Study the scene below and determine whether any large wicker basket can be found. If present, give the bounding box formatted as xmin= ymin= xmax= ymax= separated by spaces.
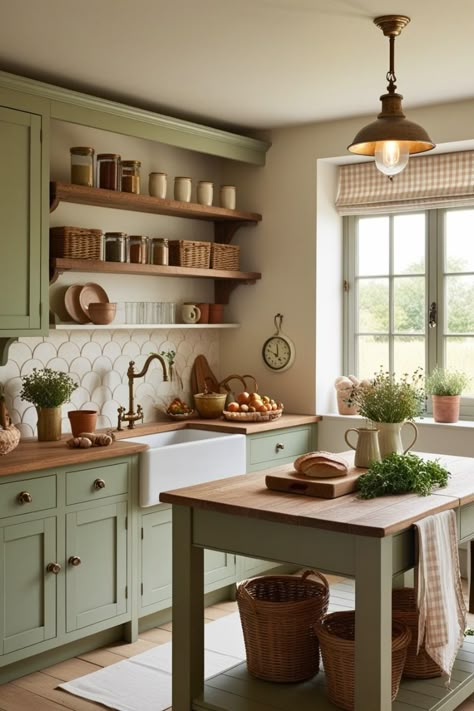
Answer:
xmin=50 ymin=226 xmax=104 ymax=260
xmin=168 ymin=240 xmax=211 ymax=268
xmin=392 ymin=587 xmax=443 ymax=678
xmin=314 ymin=611 xmax=411 ymax=710
xmin=237 ymin=570 xmax=329 ymax=682
xmin=210 ymin=243 xmax=240 ymax=271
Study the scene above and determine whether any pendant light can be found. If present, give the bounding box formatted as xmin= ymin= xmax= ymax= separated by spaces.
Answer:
xmin=348 ymin=15 xmax=435 ymax=177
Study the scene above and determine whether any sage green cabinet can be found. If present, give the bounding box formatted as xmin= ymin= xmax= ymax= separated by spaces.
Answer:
xmin=0 ymin=88 xmax=49 ymax=348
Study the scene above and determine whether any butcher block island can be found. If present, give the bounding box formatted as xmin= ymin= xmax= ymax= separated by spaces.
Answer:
xmin=160 ymin=453 xmax=474 ymax=711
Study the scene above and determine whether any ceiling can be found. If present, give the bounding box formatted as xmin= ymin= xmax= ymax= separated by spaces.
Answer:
xmin=1 ymin=0 xmax=473 ymax=134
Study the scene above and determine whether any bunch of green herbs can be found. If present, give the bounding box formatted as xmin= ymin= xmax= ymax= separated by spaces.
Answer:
xmin=425 ymin=366 xmax=470 ymax=396
xmin=357 ymin=453 xmax=449 ymax=499
xmin=20 ymin=368 xmax=78 ymax=408
xmin=347 ymin=367 xmax=425 ymax=423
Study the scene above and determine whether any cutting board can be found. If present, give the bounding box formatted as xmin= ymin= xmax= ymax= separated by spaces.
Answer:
xmin=190 ymin=355 xmax=220 ymax=394
xmin=265 ymin=465 xmax=366 ymax=499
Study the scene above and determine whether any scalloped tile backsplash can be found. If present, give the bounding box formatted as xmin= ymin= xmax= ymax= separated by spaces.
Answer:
xmin=0 ymin=329 xmax=219 ymax=438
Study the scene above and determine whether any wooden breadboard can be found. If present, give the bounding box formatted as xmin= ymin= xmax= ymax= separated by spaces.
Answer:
xmin=265 ymin=466 xmax=366 ymax=499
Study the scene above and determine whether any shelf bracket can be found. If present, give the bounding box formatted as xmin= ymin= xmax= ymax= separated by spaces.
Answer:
xmin=0 ymin=338 xmax=17 ymax=366
xmin=214 ymin=221 xmax=249 ymax=244
xmin=215 ymin=278 xmax=257 ymax=304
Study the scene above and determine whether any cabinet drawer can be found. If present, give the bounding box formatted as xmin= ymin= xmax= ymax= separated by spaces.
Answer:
xmin=248 ymin=426 xmax=312 ymax=467
xmin=0 ymin=475 xmax=56 ymax=518
xmin=66 ymin=461 xmax=128 ymax=505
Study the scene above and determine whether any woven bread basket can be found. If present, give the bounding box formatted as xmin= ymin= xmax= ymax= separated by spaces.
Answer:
xmin=392 ymin=587 xmax=443 ymax=678
xmin=237 ymin=570 xmax=329 ymax=682
xmin=314 ymin=611 xmax=411 ymax=710
xmin=50 ymin=226 xmax=104 ymax=260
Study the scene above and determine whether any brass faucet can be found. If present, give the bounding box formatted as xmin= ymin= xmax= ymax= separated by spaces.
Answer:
xmin=117 ymin=354 xmax=169 ymax=430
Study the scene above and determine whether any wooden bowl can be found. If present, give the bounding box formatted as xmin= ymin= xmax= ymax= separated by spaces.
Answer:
xmin=88 ymin=302 xmax=117 ymax=325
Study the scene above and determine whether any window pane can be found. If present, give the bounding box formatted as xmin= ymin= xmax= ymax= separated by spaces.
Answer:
xmin=358 ymin=217 xmax=389 ymax=276
xmin=394 ymin=277 xmax=425 ymax=333
xmin=446 ymin=275 xmax=474 ymax=333
xmin=393 ymin=337 xmax=425 ymax=376
xmin=358 ymin=278 xmax=389 ymax=331
xmin=445 ymin=337 xmax=474 ymax=395
xmin=393 ymin=214 xmax=425 ymax=274
xmin=357 ymin=336 xmax=388 ymax=378
xmin=445 ymin=210 xmax=474 ymax=272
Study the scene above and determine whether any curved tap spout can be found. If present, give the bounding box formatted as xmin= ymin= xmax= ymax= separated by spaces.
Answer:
xmin=117 ymin=354 xmax=169 ymax=430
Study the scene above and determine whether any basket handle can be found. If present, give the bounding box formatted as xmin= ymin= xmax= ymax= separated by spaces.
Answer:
xmin=242 ymin=374 xmax=258 ymax=393
xmin=218 ymin=374 xmax=247 ymax=393
xmin=238 ymin=579 xmax=259 ymax=613
xmin=301 ymin=569 xmax=330 ymax=592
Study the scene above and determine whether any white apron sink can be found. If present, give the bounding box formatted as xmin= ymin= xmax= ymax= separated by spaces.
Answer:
xmin=124 ymin=429 xmax=246 ymax=507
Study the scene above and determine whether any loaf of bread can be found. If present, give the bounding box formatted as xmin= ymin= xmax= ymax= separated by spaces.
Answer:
xmin=294 ymin=451 xmax=349 ymax=479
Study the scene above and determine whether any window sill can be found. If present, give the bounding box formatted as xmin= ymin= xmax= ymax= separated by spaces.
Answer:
xmin=321 ymin=413 xmax=474 ymax=431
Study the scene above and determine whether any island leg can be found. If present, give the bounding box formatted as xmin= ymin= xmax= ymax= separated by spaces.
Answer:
xmin=172 ymin=504 xmax=204 ymax=711
xmin=355 ymin=535 xmax=393 ymax=711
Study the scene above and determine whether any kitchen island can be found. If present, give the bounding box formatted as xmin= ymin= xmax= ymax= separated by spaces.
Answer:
xmin=160 ymin=452 xmax=474 ymax=711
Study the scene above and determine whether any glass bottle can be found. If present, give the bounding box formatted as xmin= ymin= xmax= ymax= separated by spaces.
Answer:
xmin=96 ymin=153 xmax=121 ymax=190
xmin=70 ymin=147 xmax=94 ymax=187
xmin=149 ymin=237 xmax=169 ymax=265
xmin=128 ymin=235 xmax=148 ymax=264
xmin=104 ymin=232 xmax=128 ymax=262
xmin=121 ymin=160 xmax=141 ymax=194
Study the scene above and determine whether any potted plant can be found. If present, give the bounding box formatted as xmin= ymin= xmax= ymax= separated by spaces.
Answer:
xmin=20 ymin=368 xmax=78 ymax=441
xmin=425 ymin=367 xmax=470 ymax=423
xmin=347 ymin=368 xmax=425 ymax=458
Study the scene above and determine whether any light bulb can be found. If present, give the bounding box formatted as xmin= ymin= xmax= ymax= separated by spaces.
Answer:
xmin=374 ymin=141 xmax=409 ymax=176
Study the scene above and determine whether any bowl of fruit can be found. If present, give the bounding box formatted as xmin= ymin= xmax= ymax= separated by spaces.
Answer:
xmin=163 ymin=398 xmax=197 ymax=420
xmin=223 ymin=391 xmax=283 ymax=422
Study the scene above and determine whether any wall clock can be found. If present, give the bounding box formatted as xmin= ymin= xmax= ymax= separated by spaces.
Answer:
xmin=262 ymin=313 xmax=296 ymax=372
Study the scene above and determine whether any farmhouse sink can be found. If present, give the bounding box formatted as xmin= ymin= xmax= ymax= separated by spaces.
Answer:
xmin=124 ymin=429 xmax=246 ymax=507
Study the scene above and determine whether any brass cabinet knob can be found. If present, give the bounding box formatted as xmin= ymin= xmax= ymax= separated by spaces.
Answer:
xmin=17 ymin=491 xmax=33 ymax=504
xmin=46 ymin=562 xmax=61 ymax=574
xmin=93 ymin=478 xmax=106 ymax=490
xmin=68 ymin=555 xmax=82 ymax=566
xmin=275 ymin=442 xmax=285 ymax=451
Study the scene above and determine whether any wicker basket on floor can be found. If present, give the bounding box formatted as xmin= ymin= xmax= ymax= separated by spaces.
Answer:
xmin=392 ymin=587 xmax=443 ymax=678
xmin=50 ymin=226 xmax=104 ymax=260
xmin=236 ymin=570 xmax=329 ymax=682
xmin=314 ymin=611 xmax=411 ymax=711
xmin=210 ymin=243 xmax=240 ymax=271
xmin=168 ymin=240 xmax=211 ymax=268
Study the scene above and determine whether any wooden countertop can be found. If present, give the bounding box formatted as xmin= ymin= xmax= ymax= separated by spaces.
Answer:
xmin=0 ymin=413 xmax=319 ymax=476
xmin=160 ymin=453 xmax=474 ymax=538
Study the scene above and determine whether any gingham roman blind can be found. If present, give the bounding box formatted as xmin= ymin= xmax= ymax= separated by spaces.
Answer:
xmin=335 ymin=150 xmax=474 ymax=215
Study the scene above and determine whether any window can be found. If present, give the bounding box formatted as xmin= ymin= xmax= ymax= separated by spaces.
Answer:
xmin=344 ymin=207 xmax=474 ymax=415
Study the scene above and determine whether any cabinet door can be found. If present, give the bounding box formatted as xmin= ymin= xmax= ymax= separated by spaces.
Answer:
xmin=66 ymin=502 xmax=127 ymax=632
xmin=0 ymin=517 xmax=56 ymax=654
xmin=204 ymin=550 xmax=236 ymax=589
xmin=0 ymin=101 xmax=46 ymax=336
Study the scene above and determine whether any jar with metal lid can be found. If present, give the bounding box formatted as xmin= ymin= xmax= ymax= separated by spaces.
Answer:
xmin=121 ymin=160 xmax=141 ymax=194
xmin=97 ymin=153 xmax=121 ymax=190
xmin=70 ymin=147 xmax=94 ymax=187
xmin=149 ymin=237 xmax=169 ymax=266
xmin=105 ymin=232 xmax=128 ymax=262
xmin=128 ymin=235 xmax=148 ymax=264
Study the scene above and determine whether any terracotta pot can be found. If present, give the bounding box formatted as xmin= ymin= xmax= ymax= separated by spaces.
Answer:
xmin=432 ymin=395 xmax=460 ymax=423
xmin=37 ymin=407 xmax=62 ymax=441
xmin=68 ymin=409 xmax=98 ymax=437
xmin=336 ymin=390 xmax=358 ymax=415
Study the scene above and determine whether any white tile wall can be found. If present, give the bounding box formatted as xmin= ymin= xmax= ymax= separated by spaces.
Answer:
xmin=0 ymin=329 xmax=219 ymax=437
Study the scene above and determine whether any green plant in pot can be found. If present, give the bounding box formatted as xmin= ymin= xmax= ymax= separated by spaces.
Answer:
xmin=347 ymin=368 xmax=425 ymax=458
xmin=425 ymin=367 xmax=470 ymax=423
xmin=20 ymin=368 xmax=78 ymax=441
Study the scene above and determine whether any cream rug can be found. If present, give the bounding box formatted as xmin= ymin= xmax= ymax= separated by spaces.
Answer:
xmin=59 ymin=612 xmax=246 ymax=711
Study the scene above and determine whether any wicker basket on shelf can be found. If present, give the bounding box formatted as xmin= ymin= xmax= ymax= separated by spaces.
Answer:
xmin=314 ymin=610 xmax=411 ymax=710
xmin=210 ymin=243 xmax=240 ymax=271
xmin=50 ymin=226 xmax=104 ymax=260
xmin=168 ymin=240 xmax=211 ymax=268
xmin=392 ymin=588 xmax=443 ymax=678
xmin=236 ymin=570 xmax=329 ymax=683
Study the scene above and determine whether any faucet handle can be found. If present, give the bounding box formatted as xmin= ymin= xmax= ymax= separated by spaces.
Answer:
xmin=137 ymin=404 xmax=144 ymax=422
xmin=117 ymin=405 xmax=126 ymax=431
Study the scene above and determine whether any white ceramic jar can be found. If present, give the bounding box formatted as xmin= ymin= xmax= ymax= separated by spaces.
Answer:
xmin=174 ymin=176 xmax=192 ymax=202
xmin=220 ymin=184 xmax=236 ymax=210
xmin=197 ymin=181 xmax=213 ymax=206
xmin=149 ymin=172 xmax=167 ymax=199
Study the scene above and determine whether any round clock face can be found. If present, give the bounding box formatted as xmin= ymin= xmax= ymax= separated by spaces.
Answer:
xmin=262 ymin=336 xmax=295 ymax=372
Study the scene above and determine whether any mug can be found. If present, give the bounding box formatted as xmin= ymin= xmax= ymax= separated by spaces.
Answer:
xmin=209 ymin=303 xmax=224 ymax=324
xmin=181 ymin=303 xmax=201 ymax=324
xmin=344 ymin=427 xmax=381 ymax=468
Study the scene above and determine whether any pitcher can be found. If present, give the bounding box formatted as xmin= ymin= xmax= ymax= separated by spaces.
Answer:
xmin=344 ymin=427 xmax=381 ymax=468
xmin=375 ymin=421 xmax=418 ymax=459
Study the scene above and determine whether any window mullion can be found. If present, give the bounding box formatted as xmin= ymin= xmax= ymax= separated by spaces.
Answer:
xmin=389 ymin=215 xmax=395 ymax=372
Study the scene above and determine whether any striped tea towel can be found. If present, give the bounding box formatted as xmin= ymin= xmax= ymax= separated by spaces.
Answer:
xmin=415 ymin=509 xmax=466 ymax=683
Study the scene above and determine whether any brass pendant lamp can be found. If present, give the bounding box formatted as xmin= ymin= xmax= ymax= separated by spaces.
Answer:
xmin=348 ymin=15 xmax=435 ymax=177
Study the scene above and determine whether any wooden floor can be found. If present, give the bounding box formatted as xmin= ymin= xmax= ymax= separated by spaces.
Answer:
xmin=0 ymin=576 xmax=473 ymax=711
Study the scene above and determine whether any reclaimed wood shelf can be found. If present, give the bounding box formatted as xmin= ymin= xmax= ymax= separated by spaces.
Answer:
xmin=50 ymin=323 xmax=240 ymax=330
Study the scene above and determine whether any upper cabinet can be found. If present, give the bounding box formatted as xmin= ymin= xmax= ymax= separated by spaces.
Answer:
xmin=0 ymin=88 xmax=50 ymax=352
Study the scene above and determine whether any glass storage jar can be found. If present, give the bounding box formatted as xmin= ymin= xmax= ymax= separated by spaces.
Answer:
xmin=105 ymin=232 xmax=128 ymax=262
xmin=149 ymin=237 xmax=169 ymax=265
xmin=121 ymin=160 xmax=141 ymax=194
xmin=128 ymin=235 xmax=148 ymax=264
xmin=97 ymin=153 xmax=121 ymax=190
xmin=70 ymin=147 xmax=95 ymax=187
